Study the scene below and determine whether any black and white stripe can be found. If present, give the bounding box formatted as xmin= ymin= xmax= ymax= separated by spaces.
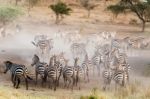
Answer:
xmin=71 ymin=43 xmax=86 ymax=58
xmin=74 ymin=58 xmax=83 ymax=90
xmin=63 ymin=66 xmax=75 ymax=90
xmin=4 ymin=61 xmax=32 ymax=90
xmin=31 ymin=54 xmax=47 ymax=86
xmin=92 ymin=51 xmax=102 ymax=76
xmin=113 ymin=70 xmax=128 ymax=87
xmin=82 ymin=54 xmax=92 ymax=82
xmin=102 ymin=68 xmax=113 ymax=90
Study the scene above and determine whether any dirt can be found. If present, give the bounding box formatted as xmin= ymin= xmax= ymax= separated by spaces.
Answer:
xmin=0 ymin=2 xmax=150 ymax=98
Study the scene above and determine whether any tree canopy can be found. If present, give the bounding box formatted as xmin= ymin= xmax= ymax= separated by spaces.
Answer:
xmin=49 ymin=2 xmax=72 ymax=24
xmin=107 ymin=0 xmax=150 ymax=31
xmin=0 ymin=6 xmax=23 ymax=25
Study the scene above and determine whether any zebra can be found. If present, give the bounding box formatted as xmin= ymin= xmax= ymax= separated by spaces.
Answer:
xmin=57 ymin=52 xmax=67 ymax=68
xmin=102 ymin=65 xmax=129 ymax=90
xmin=31 ymin=35 xmax=53 ymax=61
xmin=63 ymin=65 xmax=75 ymax=90
xmin=62 ymin=57 xmax=83 ymax=90
xmin=119 ymin=61 xmax=131 ymax=83
xmin=81 ymin=54 xmax=92 ymax=82
xmin=73 ymin=57 xmax=83 ymax=90
xmin=102 ymin=67 xmax=113 ymax=90
xmin=45 ymin=55 xmax=63 ymax=91
xmin=3 ymin=61 xmax=32 ymax=90
xmin=71 ymin=43 xmax=87 ymax=58
xmin=31 ymin=54 xmax=48 ymax=86
xmin=92 ymin=51 xmax=102 ymax=76
xmin=112 ymin=69 xmax=128 ymax=89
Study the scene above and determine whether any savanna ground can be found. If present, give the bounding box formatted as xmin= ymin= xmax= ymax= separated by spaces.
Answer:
xmin=0 ymin=0 xmax=150 ymax=99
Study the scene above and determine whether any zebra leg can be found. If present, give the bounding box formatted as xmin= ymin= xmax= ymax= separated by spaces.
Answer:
xmin=41 ymin=76 xmax=44 ymax=87
xmin=25 ymin=77 xmax=28 ymax=90
xmin=16 ymin=77 xmax=20 ymax=89
xmin=43 ymin=70 xmax=48 ymax=83
xmin=83 ymin=71 xmax=86 ymax=82
xmin=57 ymin=75 xmax=61 ymax=87
xmin=71 ymin=78 xmax=74 ymax=91
xmin=93 ymin=65 xmax=95 ymax=76
xmin=87 ymin=70 xmax=89 ymax=82
xmin=78 ymin=77 xmax=81 ymax=90
xmin=48 ymin=78 xmax=51 ymax=89
xmin=49 ymin=78 xmax=52 ymax=89
xmin=35 ymin=73 xmax=38 ymax=85
xmin=67 ymin=79 xmax=71 ymax=89
xmin=11 ymin=73 xmax=14 ymax=84
xmin=54 ymin=80 xmax=57 ymax=91
xmin=63 ymin=75 xmax=66 ymax=88
xmin=97 ymin=65 xmax=100 ymax=76
xmin=13 ymin=75 xmax=17 ymax=88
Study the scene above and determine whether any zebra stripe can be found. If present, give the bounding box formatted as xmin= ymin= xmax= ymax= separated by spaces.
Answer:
xmin=31 ymin=54 xmax=47 ymax=86
xmin=92 ymin=52 xmax=101 ymax=76
xmin=4 ymin=61 xmax=31 ymax=90
xmin=113 ymin=70 xmax=128 ymax=87
xmin=63 ymin=66 xmax=75 ymax=90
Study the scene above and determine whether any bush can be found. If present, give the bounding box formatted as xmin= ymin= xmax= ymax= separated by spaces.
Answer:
xmin=129 ymin=19 xmax=138 ymax=25
xmin=0 ymin=6 xmax=23 ymax=25
xmin=49 ymin=2 xmax=72 ymax=24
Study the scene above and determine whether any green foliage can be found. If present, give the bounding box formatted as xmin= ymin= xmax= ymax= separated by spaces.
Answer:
xmin=49 ymin=2 xmax=71 ymax=24
xmin=107 ymin=0 xmax=150 ymax=31
xmin=0 ymin=6 xmax=22 ymax=25
xmin=107 ymin=4 xmax=126 ymax=17
xmin=49 ymin=2 xmax=71 ymax=16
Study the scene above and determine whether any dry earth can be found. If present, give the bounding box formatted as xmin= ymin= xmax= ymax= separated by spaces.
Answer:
xmin=0 ymin=1 xmax=150 ymax=99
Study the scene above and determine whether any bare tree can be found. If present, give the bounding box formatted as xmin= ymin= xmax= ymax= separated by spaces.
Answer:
xmin=107 ymin=0 xmax=150 ymax=32
xmin=80 ymin=0 xmax=98 ymax=18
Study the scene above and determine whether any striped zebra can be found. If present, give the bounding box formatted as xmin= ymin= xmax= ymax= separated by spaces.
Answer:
xmin=92 ymin=51 xmax=102 ymax=76
xmin=113 ymin=69 xmax=128 ymax=88
xmin=82 ymin=54 xmax=92 ymax=82
xmin=63 ymin=65 xmax=75 ymax=90
xmin=4 ymin=61 xmax=32 ymax=90
xmin=62 ymin=57 xmax=83 ymax=90
xmin=102 ymin=68 xmax=113 ymax=90
xmin=31 ymin=35 xmax=53 ymax=60
xmin=74 ymin=58 xmax=83 ymax=90
xmin=102 ymin=67 xmax=129 ymax=90
xmin=31 ymin=54 xmax=48 ymax=86
xmin=45 ymin=55 xmax=63 ymax=90
xmin=71 ymin=43 xmax=86 ymax=58
xmin=119 ymin=61 xmax=131 ymax=83
xmin=57 ymin=52 xmax=67 ymax=68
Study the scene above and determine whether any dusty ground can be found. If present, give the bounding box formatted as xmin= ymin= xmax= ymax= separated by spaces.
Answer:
xmin=0 ymin=2 xmax=150 ymax=99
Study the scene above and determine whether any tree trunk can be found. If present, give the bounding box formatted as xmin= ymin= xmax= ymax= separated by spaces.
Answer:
xmin=55 ymin=14 xmax=59 ymax=24
xmin=28 ymin=0 xmax=31 ymax=16
xmin=15 ymin=0 xmax=18 ymax=6
xmin=142 ymin=20 xmax=145 ymax=32
xmin=88 ymin=10 xmax=90 ymax=18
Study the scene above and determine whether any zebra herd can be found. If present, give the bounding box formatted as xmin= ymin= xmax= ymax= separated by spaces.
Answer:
xmin=2 ymin=31 xmax=150 ymax=91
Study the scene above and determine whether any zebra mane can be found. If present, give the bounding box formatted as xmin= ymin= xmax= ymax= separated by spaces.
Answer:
xmin=34 ymin=54 xmax=40 ymax=61
xmin=31 ymin=41 xmax=38 ymax=47
xmin=4 ymin=61 xmax=13 ymax=65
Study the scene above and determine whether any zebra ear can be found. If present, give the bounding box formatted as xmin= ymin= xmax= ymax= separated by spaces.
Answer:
xmin=31 ymin=41 xmax=37 ymax=47
xmin=4 ymin=61 xmax=12 ymax=65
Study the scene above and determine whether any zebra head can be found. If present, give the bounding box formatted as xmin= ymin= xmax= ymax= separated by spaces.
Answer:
xmin=31 ymin=54 xmax=40 ymax=66
xmin=3 ymin=61 xmax=13 ymax=74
